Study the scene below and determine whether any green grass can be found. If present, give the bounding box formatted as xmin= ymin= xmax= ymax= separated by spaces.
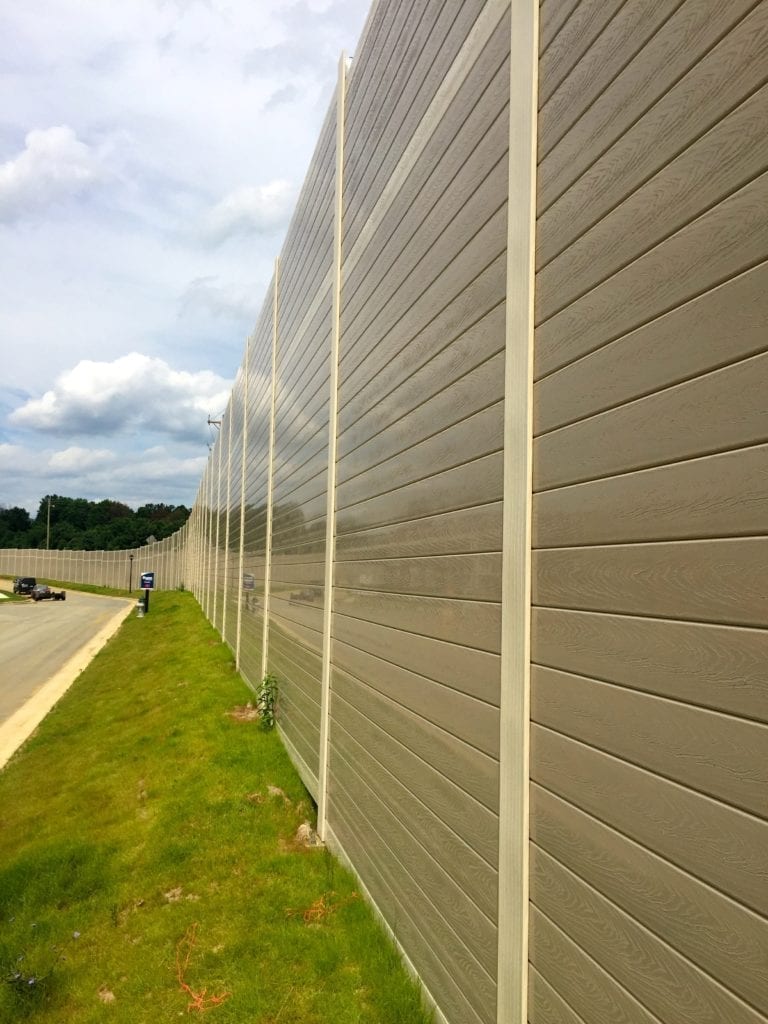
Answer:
xmin=0 ymin=592 xmax=431 ymax=1023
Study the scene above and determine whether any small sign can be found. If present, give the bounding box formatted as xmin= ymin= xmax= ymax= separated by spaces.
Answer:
xmin=140 ymin=571 xmax=155 ymax=590
xmin=242 ymin=573 xmax=255 ymax=591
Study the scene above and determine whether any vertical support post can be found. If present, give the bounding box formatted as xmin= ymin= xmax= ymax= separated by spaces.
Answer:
xmin=497 ymin=3 xmax=538 ymax=1023
xmin=221 ymin=405 xmax=233 ymax=641
xmin=235 ymin=338 xmax=250 ymax=671
xmin=205 ymin=460 xmax=215 ymax=619
xmin=213 ymin=432 xmax=223 ymax=628
xmin=261 ymin=260 xmax=280 ymax=681
xmin=317 ymin=52 xmax=347 ymax=841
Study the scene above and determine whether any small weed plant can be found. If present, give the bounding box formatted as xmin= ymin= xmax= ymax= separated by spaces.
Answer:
xmin=256 ymin=672 xmax=278 ymax=730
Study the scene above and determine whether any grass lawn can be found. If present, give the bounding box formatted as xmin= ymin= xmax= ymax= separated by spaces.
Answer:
xmin=0 ymin=591 xmax=430 ymax=1023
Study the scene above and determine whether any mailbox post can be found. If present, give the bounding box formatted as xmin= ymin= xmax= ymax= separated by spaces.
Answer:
xmin=140 ymin=571 xmax=155 ymax=613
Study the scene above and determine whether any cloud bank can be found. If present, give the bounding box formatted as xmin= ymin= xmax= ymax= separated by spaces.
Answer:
xmin=9 ymin=354 xmax=231 ymax=443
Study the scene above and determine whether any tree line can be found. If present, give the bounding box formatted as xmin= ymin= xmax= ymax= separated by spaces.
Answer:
xmin=0 ymin=495 xmax=190 ymax=551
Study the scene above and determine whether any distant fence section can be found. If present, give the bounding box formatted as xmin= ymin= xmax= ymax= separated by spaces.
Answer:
xmin=0 ymin=526 xmax=188 ymax=592
xmin=5 ymin=3 xmax=768 ymax=1024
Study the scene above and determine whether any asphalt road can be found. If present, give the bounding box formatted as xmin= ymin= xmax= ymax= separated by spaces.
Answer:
xmin=0 ymin=584 xmax=133 ymax=724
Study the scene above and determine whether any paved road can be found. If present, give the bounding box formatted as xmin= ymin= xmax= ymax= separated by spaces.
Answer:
xmin=0 ymin=583 xmax=133 ymax=723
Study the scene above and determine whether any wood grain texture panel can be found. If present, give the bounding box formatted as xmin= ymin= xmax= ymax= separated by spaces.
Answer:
xmin=539 ymin=85 xmax=768 ymax=318
xmin=340 ymin=202 xmax=508 ymax=391
xmin=268 ymin=634 xmax=322 ymax=702
xmin=269 ymin=594 xmax=324 ymax=639
xmin=532 ymin=785 xmax=768 ymax=1012
xmin=534 ymin=262 xmax=768 ymax=433
xmin=337 ymin=402 xmax=504 ymax=511
xmin=533 ymin=845 xmax=765 ymax=1024
xmin=537 ymin=0 xmax=761 ymax=214
xmin=339 ymin=257 xmax=506 ymax=435
xmin=333 ymin=587 xmax=500 ymax=654
xmin=530 ymin=906 xmax=660 ymax=1024
xmin=333 ymin=637 xmax=499 ymax=756
xmin=344 ymin=0 xmax=488 ymax=255
xmin=335 ymin=502 xmax=502 ymax=560
xmin=535 ymin=170 xmax=768 ymax=378
xmin=334 ymin=552 xmax=502 ymax=602
xmin=539 ymin=0 xmax=682 ymax=159
xmin=340 ymin=303 xmax=505 ymax=458
xmin=528 ymin=966 xmax=585 ymax=1024
xmin=327 ymin=805 xmax=491 ymax=1024
xmin=532 ymin=665 xmax=768 ymax=816
xmin=332 ymin=611 xmax=500 ymax=705
xmin=536 ymin=352 xmax=768 ymax=486
xmin=534 ymin=444 xmax=768 ymax=547
xmin=276 ymin=692 xmax=319 ymax=778
xmin=342 ymin=52 xmax=510 ymax=349
xmin=534 ymin=538 xmax=768 ymax=628
xmin=337 ymin=451 xmax=503 ymax=536
xmin=338 ymin=352 xmax=505 ymax=483
xmin=333 ymin=670 xmax=499 ymax=813
xmin=538 ymin=0 xmax=624 ymax=105
xmin=538 ymin=0 xmax=581 ymax=53
xmin=269 ymin=561 xmax=326 ymax=588
xmin=342 ymin=0 xmax=431 ymax=193
xmin=330 ymin=687 xmax=499 ymax=866
xmin=532 ymin=725 xmax=768 ymax=915
xmin=330 ymin=745 xmax=498 ymax=983
xmin=330 ymin=713 xmax=498 ymax=921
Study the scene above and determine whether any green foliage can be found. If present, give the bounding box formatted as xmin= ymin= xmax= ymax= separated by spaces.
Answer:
xmin=0 ymin=592 xmax=431 ymax=1024
xmin=256 ymin=673 xmax=278 ymax=730
xmin=0 ymin=495 xmax=190 ymax=551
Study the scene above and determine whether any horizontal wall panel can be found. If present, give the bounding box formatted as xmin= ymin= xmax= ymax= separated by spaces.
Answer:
xmin=337 ymin=451 xmax=504 ymax=535
xmin=268 ymin=561 xmax=326 ymax=588
xmin=331 ymin=714 xmax=498 ymax=921
xmin=337 ymin=402 xmax=504 ymax=510
xmin=335 ymin=502 xmax=502 ymax=560
xmin=534 ymin=538 xmax=768 ymax=627
xmin=532 ymin=725 xmax=768 ymax=916
xmin=538 ymin=85 xmax=768 ymax=316
xmin=328 ymin=807 xmax=490 ymax=1024
xmin=333 ymin=670 xmax=499 ymax=813
xmin=332 ymin=612 xmax=500 ymax=706
xmin=535 ymin=262 xmax=768 ymax=434
xmin=330 ymin=688 xmax=499 ymax=866
xmin=535 ymin=169 xmax=768 ymax=378
xmin=334 ymin=638 xmax=499 ymax=756
xmin=538 ymin=0 xmax=624 ymax=105
xmin=340 ymin=202 xmax=508 ymax=389
xmin=538 ymin=0 xmax=681 ymax=159
xmin=532 ymin=665 xmax=767 ymax=816
xmin=537 ymin=0 xmax=761 ymax=215
xmin=532 ymin=845 xmax=764 ymax=1024
xmin=534 ymin=444 xmax=768 ymax=547
xmin=532 ymin=785 xmax=768 ymax=1013
xmin=334 ymin=588 xmax=500 ymax=654
xmin=338 ymin=352 xmax=505 ymax=481
xmin=528 ymin=966 xmax=583 ymax=1024
xmin=331 ymin=746 xmax=498 ymax=983
xmin=530 ymin=906 xmax=659 ymax=1024
xmin=334 ymin=553 xmax=502 ymax=602
xmin=539 ymin=0 xmax=580 ymax=52
xmin=535 ymin=352 xmax=768 ymax=487
xmin=532 ymin=607 xmax=768 ymax=721
xmin=339 ymin=257 xmax=506 ymax=435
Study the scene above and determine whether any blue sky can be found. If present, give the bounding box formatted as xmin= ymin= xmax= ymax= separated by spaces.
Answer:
xmin=0 ymin=0 xmax=371 ymax=514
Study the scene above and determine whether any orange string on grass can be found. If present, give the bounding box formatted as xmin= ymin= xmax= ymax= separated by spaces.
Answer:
xmin=175 ymin=923 xmax=231 ymax=1013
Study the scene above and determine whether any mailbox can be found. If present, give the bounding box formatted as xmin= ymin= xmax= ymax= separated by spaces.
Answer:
xmin=140 ymin=571 xmax=155 ymax=590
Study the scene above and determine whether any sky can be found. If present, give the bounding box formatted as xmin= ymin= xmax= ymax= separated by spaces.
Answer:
xmin=0 ymin=0 xmax=372 ymax=516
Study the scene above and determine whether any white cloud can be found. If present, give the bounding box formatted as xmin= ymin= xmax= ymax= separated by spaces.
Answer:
xmin=0 ymin=126 xmax=109 ymax=222
xmin=48 ymin=446 xmax=115 ymax=471
xmin=9 ymin=353 xmax=231 ymax=442
xmin=203 ymin=180 xmax=295 ymax=244
xmin=179 ymin=275 xmax=262 ymax=321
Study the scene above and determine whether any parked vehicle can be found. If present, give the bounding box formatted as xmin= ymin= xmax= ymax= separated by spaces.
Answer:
xmin=12 ymin=577 xmax=36 ymax=595
xmin=30 ymin=584 xmax=66 ymax=602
